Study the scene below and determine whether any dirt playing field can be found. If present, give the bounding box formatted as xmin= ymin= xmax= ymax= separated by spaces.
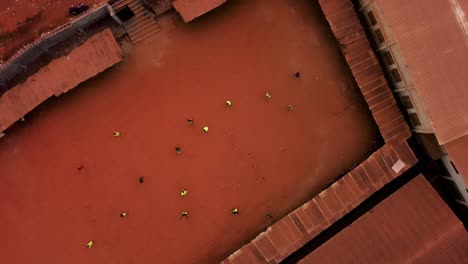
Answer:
xmin=0 ymin=1 xmax=380 ymax=263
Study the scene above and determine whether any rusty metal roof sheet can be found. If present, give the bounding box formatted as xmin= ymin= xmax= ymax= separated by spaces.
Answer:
xmin=0 ymin=29 xmax=122 ymax=133
xmin=173 ymin=0 xmax=227 ymax=22
xmin=374 ymin=0 xmax=468 ymax=145
xmin=299 ymin=175 xmax=468 ymax=264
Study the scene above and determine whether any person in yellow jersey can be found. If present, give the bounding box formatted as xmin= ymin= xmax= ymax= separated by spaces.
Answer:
xmin=180 ymin=211 xmax=189 ymax=219
xmin=86 ymin=240 xmax=94 ymax=248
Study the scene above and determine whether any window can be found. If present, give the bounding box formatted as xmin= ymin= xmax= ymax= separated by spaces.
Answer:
xmin=450 ymin=161 xmax=460 ymax=174
xmin=367 ymin=10 xmax=378 ymax=26
xmin=383 ymin=50 xmax=395 ymax=66
xmin=400 ymin=95 xmax=414 ymax=110
xmin=374 ymin=29 xmax=385 ymax=44
xmin=390 ymin=68 xmax=403 ymax=83
xmin=408 ymin=113 xmax=422 ymax=126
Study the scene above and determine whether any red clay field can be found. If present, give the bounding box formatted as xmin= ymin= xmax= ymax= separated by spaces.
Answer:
xmin=0 ymin=1 xmax=380 ymax=263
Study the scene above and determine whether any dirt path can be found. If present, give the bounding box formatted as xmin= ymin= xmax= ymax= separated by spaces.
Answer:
xmin=0 ymin=1 xmax=379 ymax=263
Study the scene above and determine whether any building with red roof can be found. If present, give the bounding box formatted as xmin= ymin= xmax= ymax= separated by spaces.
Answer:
xmin=172 ymin=0 xmax=227 ymax=22
xmin=356 ymin=0 xmax=468 ymax=206
xmin=300 ymin=175 xmax=468 ymax=264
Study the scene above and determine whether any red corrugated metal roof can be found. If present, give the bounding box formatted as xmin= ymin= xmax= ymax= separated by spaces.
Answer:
xmin=299 ymin=175 xmax=468 ymax=264
xmin=221 ymin=141 xmax=418 ymax=264
xmin=375 ymin=0 xmax=468 ymax=145
xmin=0 ymin=29 xmax=122 ymax=134
xmin=172 ymin=0 xmax=227 ymax=22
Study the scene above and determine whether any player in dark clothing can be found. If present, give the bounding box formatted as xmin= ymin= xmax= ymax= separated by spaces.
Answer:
xmin=69 ymin=3 xmax=89 ymax=16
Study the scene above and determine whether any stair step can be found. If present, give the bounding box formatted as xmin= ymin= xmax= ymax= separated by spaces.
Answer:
xmin=114 ymin=0 xmax=141 ymax=12
xmin=113 ymin=0 xmax=134 ymax=10
xmin=126 ymin=18 xmax=156 ymax=33
xmin=133 ymin=29 xmax=160 ymax=44
xmin=129 ymin=22 xmax=160 ymax=38
xmin=130 ymin=29 xmax=158 ymax=42
xmin=131 ymin=9 xmax=150 ymax=19
xmin=123 ymin=14 xmax=147 ymax=27
xmin=130 ymin=5 xmax=145 ymax=14
xmin=128 ymin=20 xmax=159 ymax=37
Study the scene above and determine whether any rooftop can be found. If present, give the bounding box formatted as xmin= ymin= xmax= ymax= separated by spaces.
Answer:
xmin=299 ymin=175 xmax=468 ymax=263
xmin=374 ymin=0 xmax=468 ymax=145
xmin=173 ymin=0 xmax=227 ymax=22
xmin=368 ymin=0 xmax=468 ymax=187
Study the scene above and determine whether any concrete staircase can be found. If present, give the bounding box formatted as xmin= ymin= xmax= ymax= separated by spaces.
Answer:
xmin=112 ymin=0 xmax=160 ymax=44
